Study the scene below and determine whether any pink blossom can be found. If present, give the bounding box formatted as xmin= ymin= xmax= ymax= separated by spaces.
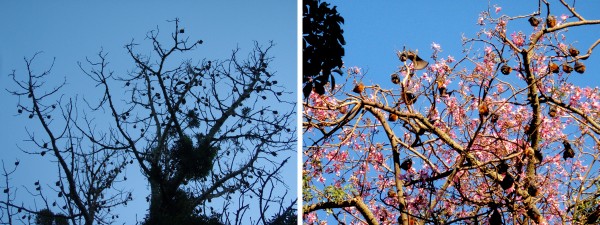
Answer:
xmin=317 ymin=175 xmax=326 ymax=183
xmin=569 ymin=87 xmax=582 ymax=105
xmin=422 ymin=72 xmax=432 ymax=83
xmin=484 ymin=46 xmax=493 ymax=54
xmin=348 ymin=66 xmax=362 ymax=75
xmin=482 ymin=28 xmax=493 ymax=39
xmin=558 ymin=43 xmax=568 ymax=52
xmin=304 ymin=212 xmax=317 ymax=224
xmin=495 ymin=6 xmax=502 ymax=13
xmin=510 ymin=32 xmax=525 ymax=47
xmin=431 ymin=42 xmax=442 ymax=52
xmin=495 ymin=20 xmax=507 ymax=34
xmin=477 ymin=17 xmax=485 ymax=25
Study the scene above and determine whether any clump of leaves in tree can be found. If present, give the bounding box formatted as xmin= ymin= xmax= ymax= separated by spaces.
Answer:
xmin=303 ymin=0 xmax=345 ymax=96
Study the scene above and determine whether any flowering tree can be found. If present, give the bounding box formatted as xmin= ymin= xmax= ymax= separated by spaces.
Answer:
xmin=303 ymin=1 xmax=600 ymax=225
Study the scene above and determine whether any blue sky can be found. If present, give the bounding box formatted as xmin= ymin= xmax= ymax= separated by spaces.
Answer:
xmin=0 ymin=1 xmax=296 ymax=224
xmin=327 ymin=0 xmax=600 ymax=89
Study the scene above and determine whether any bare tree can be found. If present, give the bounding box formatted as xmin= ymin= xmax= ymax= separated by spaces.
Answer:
xmin=4 ymin=52 xmax=132 ymax=225
xmin=3 ymin=19 xmax=296 ymax=225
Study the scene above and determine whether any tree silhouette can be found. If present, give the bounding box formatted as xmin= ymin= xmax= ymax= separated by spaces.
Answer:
xmin=35 ymin=209 xmax=68 ymax=225
xmin=3 ymin=19 xmax=296 ymax=225
xmin=3 ymin=53 xmax=131 ymax=225
xmin=303 ymin=0 xmax=345 ymax=97
xmin=303 ymin=1 xmax=600 ymax=225
xmin=266 ymin=206 xmax=297 ymax=225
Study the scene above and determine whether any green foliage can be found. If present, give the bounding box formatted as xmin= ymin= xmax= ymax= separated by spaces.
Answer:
xmin=574 ymin=191 xmax=600 ymax=224
xmin=303 ymin=0 xmax=345 ymax=96
xmin=302 ymin=176 xmax=314 ymax=202
xmin=241 ymin=107 xmax=251 ymax=116
xmin=35 ymin=209 xmax=68 ymax=225
xmin=186 ymin=110 xmax=200 ymax=128
xmin=266 ymin=209 xmax=297 ymax=225
xmin=143 ymin=213 xmax=224 ymax=225
xmin=171 ymin=135 xmax=218 ymax=181
xmin=324 ymin=185 xmax=347 ymax=202
xmin=143 ymin=189 xmax=224 ymax=225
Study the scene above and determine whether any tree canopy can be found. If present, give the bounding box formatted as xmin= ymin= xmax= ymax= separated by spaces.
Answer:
xmin=3 ymin=19 xmax=296 ymax=225
xmin=303 ymin=0 xmax=346 ymax=97
xmin=303 ymin=1 xmax=600 ymax=224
